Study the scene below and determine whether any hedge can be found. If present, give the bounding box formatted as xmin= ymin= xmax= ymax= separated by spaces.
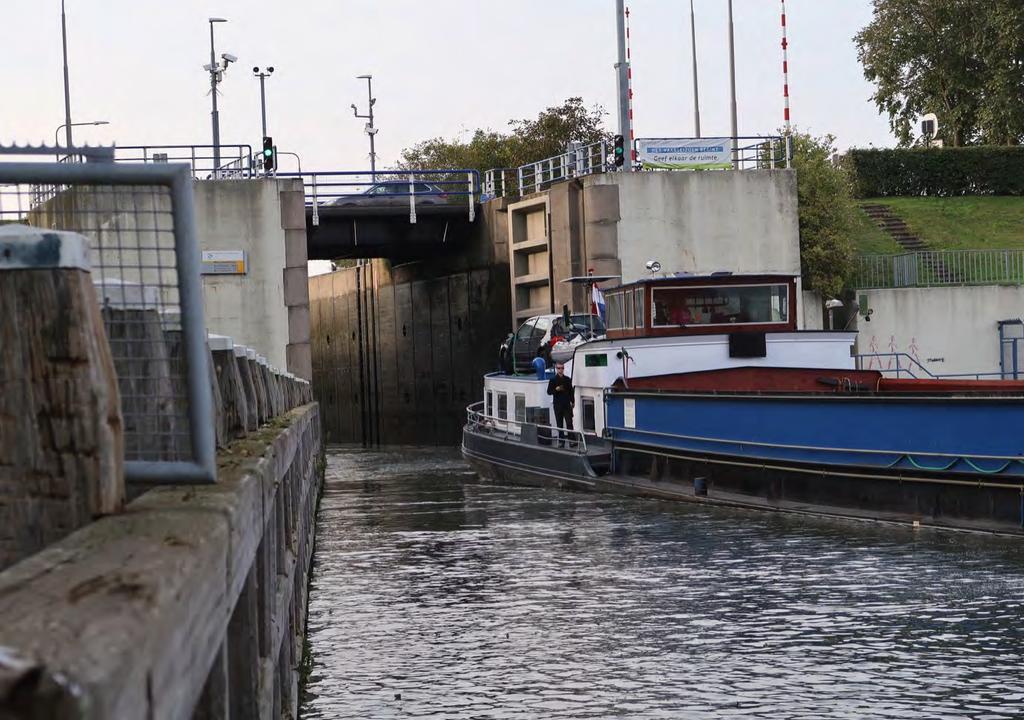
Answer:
xmin=843 ymin=147 xmax=1024 ymax=198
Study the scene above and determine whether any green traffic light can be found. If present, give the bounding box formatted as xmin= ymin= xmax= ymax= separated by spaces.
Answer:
xmin=263 ymin=149 xmax=273 ymax=157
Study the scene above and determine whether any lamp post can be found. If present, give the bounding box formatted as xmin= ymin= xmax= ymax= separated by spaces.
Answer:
xmin=206 ymin=17 xmax=231 ymax=173
xmin=54 ymin=121 xmax=109 ymax=161
xmin=60 ymin=0 xmax=73 ymax=149
xmin=252 ymin=66 xmax=274 ymax=139
xmin=614 ymin=0 xmax=631 ymax=168
xmin=351 ymin=75 xmax=377 ymax=181
xmin=727 ymin=0 xmax=739 ymax=168
xmin=54 ymin=120 xmax=109 ymax=147
xmin=689 ymin=0 xmax=701 ymax=138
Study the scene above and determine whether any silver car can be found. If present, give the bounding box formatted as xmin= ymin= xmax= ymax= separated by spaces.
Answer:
xmin=329 ymin=181 xmax=449 ymax=207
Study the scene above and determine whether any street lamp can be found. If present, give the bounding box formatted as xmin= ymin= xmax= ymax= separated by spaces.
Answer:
xmin=54 ymin=120 xmax=109 ymax=161
xmin=205 ymin=17 xmax=234 ymax=174
xmin=54 ymin=120 xmax=109 ymax=148
xmin=252 ymin=66 xmax=274 ymax=139
xmin=351 ymin=74 xmax=377 ymax=181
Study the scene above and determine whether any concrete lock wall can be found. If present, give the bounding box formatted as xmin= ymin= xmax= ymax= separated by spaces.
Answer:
xmin=587 ymin=170 xmax=801 ymax=282
xmin=195 ymin=179 xmax=311 ymax=378
xmin=310 ymin=260 xmax=511 ymax=446
xmin=858 ymin=285 xmax=1024 ymax=376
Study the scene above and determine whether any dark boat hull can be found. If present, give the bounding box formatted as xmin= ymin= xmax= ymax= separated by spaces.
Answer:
xmin=462 ymin=427 xmax=1024 ymax=536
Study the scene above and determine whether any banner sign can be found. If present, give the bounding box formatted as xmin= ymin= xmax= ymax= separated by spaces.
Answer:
xmin=636 ymin=138 xmax=732 ymax=170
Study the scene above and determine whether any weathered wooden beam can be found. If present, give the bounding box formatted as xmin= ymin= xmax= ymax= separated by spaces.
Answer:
xmin=0 ymin=403 xmax=322 ymax=720
xmin=209 ymin=336 xmax=248 ymax=442
xmin=0 ymin=226 xmax=124 ymax=572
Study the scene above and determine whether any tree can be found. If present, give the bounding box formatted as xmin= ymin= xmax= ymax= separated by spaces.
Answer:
xmin=398 ymin=97 xmax=609 ymax=174
xmin=787 ymin=133 xmax=858 ymax=300
xmin=855 ymin=0 xmax=1024 ymax=147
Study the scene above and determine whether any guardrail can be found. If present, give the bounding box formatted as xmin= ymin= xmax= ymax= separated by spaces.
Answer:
xmin=114 ymin=144 xmax=256 ymax=179
xmin=278 ymin=169 xmax=479 ymax=225
xmin=854 ymin=250 xmax=1024 ymax=288
xmin=485 ymin=141 xmax=612 ymax=200
xmin=465 ymin=400 xmax=588 ymax=453
xmin=854 ymin=353 xmax=1007 ymax=380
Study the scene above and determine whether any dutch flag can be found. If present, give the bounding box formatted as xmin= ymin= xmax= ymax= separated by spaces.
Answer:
xmin=591 ymin=284 xmax=606 ymax=323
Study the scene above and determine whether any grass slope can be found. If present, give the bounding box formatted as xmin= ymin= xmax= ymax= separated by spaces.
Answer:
xmin=858 ymin=197 xmax=1024 ymax=253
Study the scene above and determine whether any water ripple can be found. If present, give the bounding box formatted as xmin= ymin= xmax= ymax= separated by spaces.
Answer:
xmin=301 ymin=446 xmax=1024 ymax=719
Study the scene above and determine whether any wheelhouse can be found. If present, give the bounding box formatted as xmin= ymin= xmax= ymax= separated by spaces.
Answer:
xmin=602 ymin=273 xmax=798 ymax=340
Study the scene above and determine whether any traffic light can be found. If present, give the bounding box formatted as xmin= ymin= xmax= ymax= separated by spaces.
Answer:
xmin=262 ymin=136 xmax=276 ymax=173
xmin=612 ymin=134 xmax=625 ymax=167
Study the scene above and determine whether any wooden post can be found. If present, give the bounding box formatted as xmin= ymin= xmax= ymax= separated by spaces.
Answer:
xmin=0 ymin=226 xmax=124 ymax=571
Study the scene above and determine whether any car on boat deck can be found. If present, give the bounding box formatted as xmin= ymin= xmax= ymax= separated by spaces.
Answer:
xmin=500 ymin=313 xmax=606 ymax=373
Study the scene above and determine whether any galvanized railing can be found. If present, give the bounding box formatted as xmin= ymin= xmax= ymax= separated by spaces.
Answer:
xmin=854 ymin=250 xmax=1024 ymax=288
xmin=854 ymin=353 xmax=1008 ymax=380
xmin=503 ymin=141 xmax=612 ymax=199
xmin=465 ymin=401 xmax=588 ymax=453
xmin=278 ymin=169 xmax=479 ymax=226
xmin=114 ymin=145 xmax=256 ymax=179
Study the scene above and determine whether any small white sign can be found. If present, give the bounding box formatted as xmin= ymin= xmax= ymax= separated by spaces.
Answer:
xmin=201 ymin=250 xmax=247 ymax=275
xmin=623 ymin=398 xmax=636 ymax=429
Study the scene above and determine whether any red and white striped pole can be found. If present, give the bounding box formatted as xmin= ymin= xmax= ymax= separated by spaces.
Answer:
xmin=781 ymin=0 xmax=792 ymax=167
xmin=626 ymin=6 xmax=636 ymax=162
xmin=781 ymin=0 xmax=791 ymax=134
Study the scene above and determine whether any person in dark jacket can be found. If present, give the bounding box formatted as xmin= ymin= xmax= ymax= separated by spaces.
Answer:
xmin=547 ymin=361 xmax=575 ymax=447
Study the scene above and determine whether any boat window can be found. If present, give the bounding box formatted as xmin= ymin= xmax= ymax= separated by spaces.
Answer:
xmin=497 ymin=393 xmax=508 ymax=420
xmin=634 ymin=288 xmax=645 ymax=328
xmin=581 ymin=396 xmax=596 ymax=431
xmin=485 ymin=390 xmax=493 ymax=417
xmin=623 ymin=291 xmax=634 ymax=328
xmin=606 ymin=292 xmax=625 ymax=330
xmin=514 ymin=393 xmax=526 ymax=423
xmin=584 ymin=354 xmax=608 ymax=367
xmin=651 ymin=284 xmax=789 ymax=327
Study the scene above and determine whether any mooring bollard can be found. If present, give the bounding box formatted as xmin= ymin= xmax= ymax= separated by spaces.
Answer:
xmin=0 ymin=225 xmax=124 ymax=571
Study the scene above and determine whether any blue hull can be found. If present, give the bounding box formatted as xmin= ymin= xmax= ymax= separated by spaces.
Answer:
xmin=606 ymin=392 xmax=1024 ymax=478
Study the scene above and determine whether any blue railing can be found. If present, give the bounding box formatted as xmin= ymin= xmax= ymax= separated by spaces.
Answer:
xmin=854 ymin=353 xmax=1008 ymax=380
xmin=277 ymin=169 xmax=479 ymax=225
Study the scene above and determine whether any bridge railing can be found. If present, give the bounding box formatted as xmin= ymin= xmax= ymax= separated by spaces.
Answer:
xmin=484 ymin=141 xmax=613 ymax=200
xmin=114 ymin=144 xmax=256 ymax=179
xmin=277 ymin=169 xmax=479 ymax=226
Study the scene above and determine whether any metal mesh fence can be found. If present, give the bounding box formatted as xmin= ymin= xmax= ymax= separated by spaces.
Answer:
xmin=0 ymin=156 xmax=215 ymax=482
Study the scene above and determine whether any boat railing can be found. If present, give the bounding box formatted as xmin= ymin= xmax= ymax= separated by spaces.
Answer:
xmin=855 ymin=352 xmax=1009 ymax=380
xmin=465 ymin=401 xmax=588 ymax=454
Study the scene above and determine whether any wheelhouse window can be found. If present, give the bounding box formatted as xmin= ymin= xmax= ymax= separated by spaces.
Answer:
xmin=581 ymin=396 xmax=596 ymax=432
xmin=651 ymin=284 xmax=789 ymax=327
xmin=485 ymin=391 xmax=493 ymax=417
xmin=514 ymin=393 xmax=526 ymax=423
xmin=634 ymin=288 xmax=645 ymax=329
xmin=497 ymin=393 xmax=508 ymax=420
xmin=606 ymin=291 xmax=626 ymax=330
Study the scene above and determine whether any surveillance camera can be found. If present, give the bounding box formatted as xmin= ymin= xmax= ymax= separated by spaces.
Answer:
xmin=203 ymin=63 xmax=217 ymax=72
xmin=268 ymin=66 xmax=274 ymax=73
xmin=253 ymin=66 xmax=260 ymax=73
xmin=221 ymin=53 xmax=237 ymax=64
xmin=645 ymin=260 xmax=662 ymax=273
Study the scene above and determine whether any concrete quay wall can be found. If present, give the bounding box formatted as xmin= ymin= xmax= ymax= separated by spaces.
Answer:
xmin=857 ymin=285 xmax=1024 ymax=376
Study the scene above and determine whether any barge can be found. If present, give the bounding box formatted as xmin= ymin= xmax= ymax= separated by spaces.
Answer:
xmin=462 ymin=272 xmax=1024 ymax=535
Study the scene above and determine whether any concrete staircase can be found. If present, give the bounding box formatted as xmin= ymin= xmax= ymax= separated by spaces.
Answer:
xmin=859 ymin=203 xmax=927 ymax=251
xmin=859 ymin=203 xmax=957 ymax=283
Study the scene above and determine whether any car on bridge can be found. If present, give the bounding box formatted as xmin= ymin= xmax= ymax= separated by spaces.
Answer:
xmin=329 ymin=181 xmax=449 ymax=207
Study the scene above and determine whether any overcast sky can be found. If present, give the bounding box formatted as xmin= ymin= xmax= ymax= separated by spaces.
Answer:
xmin=3 ymin=1 xmax=895 ymax=172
